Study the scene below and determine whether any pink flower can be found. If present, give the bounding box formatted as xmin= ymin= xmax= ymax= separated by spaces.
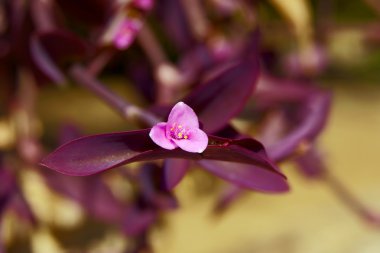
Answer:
xmin=132 ymin=0 xmax=154 ymax=11
xmin=113 ymin=19 xmax=142 ymax=50
xmin=149 ymin=102 xmax=208 ymax=153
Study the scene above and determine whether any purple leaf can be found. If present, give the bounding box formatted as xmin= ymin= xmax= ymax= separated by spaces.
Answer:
xmin=199 ymin=160 xmax=289 ymax=192
xmin=30 ymin=34 xmax=66 ymax=84
xmin=42 ymin=124 xmax=126 ymax=223
xmin=37 ymin=31 xmax=88 ymax=64
xmin=54 ymin=0 xmax=115 ymax=26
xmin=154 ymin=0 xmax=195 ymax=50
xmin=30 ymin=30 xmax=88 ymax=84
xmin=183 ymin=31 xmax=260 ymax=133
xmin=41 ymin=129 xmax=286 ymax=191
xmin=267 ymin=91 xmax=332 ymax=162
xmin=254 ymin=75 xmax=315 ymax=110
xmin=163 ymin=159 xmax=189 ymax=190
xmin=42 ymin=170 xmax=126 ymax=223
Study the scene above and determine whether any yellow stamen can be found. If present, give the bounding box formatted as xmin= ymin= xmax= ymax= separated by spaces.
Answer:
xmin=178 ymin=133 xmax=183 ymax=138
xmin=184 ymin=135 xmax=188 ymax=139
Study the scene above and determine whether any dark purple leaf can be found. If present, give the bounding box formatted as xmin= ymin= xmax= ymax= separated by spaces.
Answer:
xmin=178 ymin=44 xmax=216 ymax=82
xmin=30 ymin=34 xmax=66 ymax=84
xmin=54 ymin=0 xmax=115 ymax=26
xmin=201 ymin=126 xmax=288 ymax=192
xmin=199 ymin=160 xmax=289 ymax=193
xmin=183 ymin=31 xmax=260 ymax=133
xmin=163 ymin=159 xmax=189 ymax=190
xmin=42 ymin=170 xmax=126 ymax=223
xmin=42 ymin=124 xmax=126 ymax=223
xmin=267 ymin=91 xmax=332 ymax=162
xmin=37 ymin=31 xmax=88 ymax=64
xmin=254 ymin=75 xmax=315 ymax=110
xmin=154 ymin=0 xmax=195 ymax=51
xmin=9 ymin=0 xmax=31 ymax=59
xmin=30 ymin=30 xmax=88 ymax=84
xmin=126 ymin=56 xmax=156 ymax=102
xmin=41 ymin=129 xmax=286 ymax=191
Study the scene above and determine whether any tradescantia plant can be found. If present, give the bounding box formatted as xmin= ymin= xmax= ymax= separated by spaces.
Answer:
xmin=1 ymin=0 xmax=380 ymax=252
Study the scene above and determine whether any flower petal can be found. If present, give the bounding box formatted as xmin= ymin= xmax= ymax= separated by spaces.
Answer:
xmin=149 ymin=123 xmax=177 ymax=150
xmin=167 ymin=102 xmax=199 ymax=129
xmin=173 ymin=129 xmax=208 ymax=153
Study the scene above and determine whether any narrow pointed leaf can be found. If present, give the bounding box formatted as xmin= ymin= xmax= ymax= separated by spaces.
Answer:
xmin=267 ymin=91 xmax=332 ymax=162
xmin=41 ymin=129 xmax=285 ymax=191
xmin=55 ymin=0 xmax=114 ymax=26
xmin=42 ymin=170 xmax=126 ymax=223
xmin=30 ymin=30 xmax=88 ymax=84
xmin=30 ymin=34 xmax=66 ymax=84
xmin=183 ymin=31 xmax=260 ymax=133
xmin=199 ymin=160 xmax=289 ymax=192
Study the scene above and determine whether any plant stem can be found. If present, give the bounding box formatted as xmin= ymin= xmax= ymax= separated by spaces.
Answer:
xmin=324 ymin=172 xmax=380 ymax=226
xmin=137 ymin=26 xmax=166 ymax=67
xmin=180 ymin=0 xmax=210 ymax=41
xmin=86 ymin=48 xmax=116 ymax=76
xmin=137 ymin=25 xmax=186 ymax=104
xmin=69 ymin=65 xmax=160 ymax=127
xmin=30 ymin=0 xmax=55 ymax=31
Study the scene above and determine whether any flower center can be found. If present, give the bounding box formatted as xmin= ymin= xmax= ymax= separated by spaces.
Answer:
xmin=169 ymin=123 xmax=190 ymax=140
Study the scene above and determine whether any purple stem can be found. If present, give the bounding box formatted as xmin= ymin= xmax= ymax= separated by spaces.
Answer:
xmin=180 ymin=0 xmax=210 ymax=41
xmin=324 ymin=173 xmax=380 ymax=226
xmin=30 ymin=0 xmax=55 ymax=31
xmin=69 ymin=65 xmax=160 ymax=126
xmin=137 ymin=25 xmax=187 ymax=104
xmin=137 ymin=26 xmax=167 ymax=67
xmin=86 ymin=48 xmax=116 ymax=76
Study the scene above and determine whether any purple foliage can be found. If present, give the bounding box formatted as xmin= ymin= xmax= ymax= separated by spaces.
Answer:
xmin=1 ymin=0 xmax=379 ymax=251
xmin=40 ymin=129 xmax=286 ymax=191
